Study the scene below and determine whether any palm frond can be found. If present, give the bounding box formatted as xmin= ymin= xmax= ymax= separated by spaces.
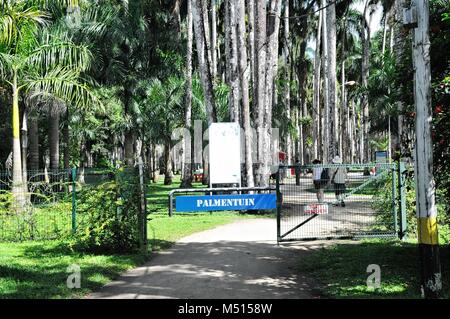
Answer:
xmin=22 ymin=37 xmax=92 ymax=72
xmin=23 ymin=65 xmax=98 ymax=110
xmin=0 ymin=4 xmax=48 ymax=46
xmin=0 ymin=51 xmax=16 ymax=79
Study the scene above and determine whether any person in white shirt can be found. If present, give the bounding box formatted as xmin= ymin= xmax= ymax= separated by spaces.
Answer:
xmin=330 ymin=155 xmax=347 ymax=207
xmin=312 ymin=159 xmax=324 ymax=203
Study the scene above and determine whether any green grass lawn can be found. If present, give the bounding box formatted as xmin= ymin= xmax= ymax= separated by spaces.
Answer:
xmin=0 ymin=202 xmax=72 ymax=241
xmin=0 ymin=175 xmax=268 ymax=299
xmin=0 ymin=240 xmax=147 ymax=298
xmin=299 ymin=239 xmax=450 ymax=299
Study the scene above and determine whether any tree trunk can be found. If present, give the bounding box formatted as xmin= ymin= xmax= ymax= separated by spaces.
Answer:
xmin=192 ymin=0 xmax=217 ymax=125
xmin=236 ymin=0 xmax=254 ymax=187
xmin=21 ymin=109 xmax=28 ymax=193
xmin=28 ymin=116 xmax=39 ymax=170
xmin=261 ymin=0 xmax=282 ymax=185
xmin=124 ymin=131 xmax=134 ymax=166
xmin=254 ymin=0 xmax=267 ymax=186
xmin=393 ymin=0 xmax=407 ymax=158
xmin=248 ymin=0 xmax=256 ymax=104
xmin=163 ymin=141 xmax=173 ymax=185
xmin=298 ymin=98 xmax=304 ymax=166
xmin=326 ymin=0 xmax=337 ymax=160
xmin=321 ymin=0 xmax=330 ymax=163
xmin=225 ymin=0 xmax=231 ymax=84
xmin=12 ymin=75 xmax=24 ymax=208
xmin=63 ymin=109 xmax=70 ymax=169
xmin=361 ymin=0 xmax=372 ymax=164
xmin=229 ymin=0 xmax=240 ymax=122
xmin=211 ymin=0 xmax=217 ymax=80
xmin=313 ymin=10 xmax=322 ymax=160
xmin=283 ymin=0 xmax=291 ymax=165
xmin=341 ymin=14 xmax=347 ymax=161
xmin=181 ymin=0 xmax=194 ymax=188
xmin=49 ymin=106 xmax=60 ymax=170
xmin=412 ymin=0 xmax=441 ymax=298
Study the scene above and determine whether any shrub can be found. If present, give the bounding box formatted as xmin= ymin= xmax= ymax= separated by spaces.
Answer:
xmin=0 ymin=190 xmax=13 ymax=214
xmin=372 ymin=170 xmax=417 ymax=236
xmin=373 ymin=169 xmax=450 ymax=241
xmin=70 ymin=168 xmax=141 ymax=253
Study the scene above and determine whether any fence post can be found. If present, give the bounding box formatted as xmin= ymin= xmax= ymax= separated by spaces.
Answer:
xmin=398 ymin=162 xmax=407 ymax=239
xmin=276 ymin=167 xmax=281 ymax=244
xmin=169 ymin=192 xmax=174 ymax=217
xmin=71 ymin=167 xmax=77 ymax=233
xmin=392 ymin=164 xmax=398 ymax=234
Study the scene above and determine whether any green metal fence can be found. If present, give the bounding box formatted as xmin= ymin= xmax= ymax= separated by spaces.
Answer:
xmin=0 ymin=168 xmax=116 ymax=242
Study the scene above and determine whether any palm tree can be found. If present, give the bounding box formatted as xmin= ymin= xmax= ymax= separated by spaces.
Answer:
xmin=144 ymin=77 xmax=185 ymax=185
xmin=0 ymin=0 xmax=95 ymax=207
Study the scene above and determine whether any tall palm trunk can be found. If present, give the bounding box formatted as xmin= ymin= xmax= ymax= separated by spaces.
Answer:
xmin=163 ymin=140 xmax=173 ymax=185
xmin=124 ymin=86 xmax=135 ymax=166
xmin=21 ymin=109 xmax=28 ymax=193
xmin=312 ymin=10 xmax=322 ymax=160
xmin=393 ymin=0 xmax=406 ymax=157
xmin=321 ymin=0 xmax=330 ymax=163
xmin=229 ymin=0 xmax=240 ymax=122
xmin=28 ymin=116 xmax=39 ymax=170
xmin=211 ymin=0 xmax=217 ymax=80
xmin=283 ymin=0 xmax=291 ymax=164
xmin=248 ymin=0 xmax=255 ymax=102
xmin=341 ymin=16 xmax=347 ymax=161
xmin=192 ymin=0 xmax=217 ymax=125
xmin=49 ymin=107 xmax=60 ymax=170
xmin=12 ymin=72 xmax=24 ymax=208
xmin=181 ymin=0 xmax=194 ymax=188
xmin=236 ymin=0 xmax=254 ymax=187
xmin=262 ymin=0 xmax=282 ymax=185
xmin=361 ymin=0 xmax=372 ymax=164
xmin=326 ymin=0 xmax=337 ymax=160
xmin=224 ymin=0 xmax=231 ymax=84
xmin=63 ymin=109 xmax=70 ymax=169
xmin=254 ymin=0 xmax=267 ymax=186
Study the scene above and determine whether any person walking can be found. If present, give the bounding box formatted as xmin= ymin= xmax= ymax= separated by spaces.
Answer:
xmin=312 ymin=159 xmax=325 ymax=203
xmin=330 ymin=155 xmax=347 ymax=207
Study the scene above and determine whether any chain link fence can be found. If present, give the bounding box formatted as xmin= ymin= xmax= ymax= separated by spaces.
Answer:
xmin=274 ymin=163 xmax=406 ymax=242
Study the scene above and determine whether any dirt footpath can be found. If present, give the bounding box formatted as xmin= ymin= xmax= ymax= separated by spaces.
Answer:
xmin=88 ymin=219 xmax=331 ymax=299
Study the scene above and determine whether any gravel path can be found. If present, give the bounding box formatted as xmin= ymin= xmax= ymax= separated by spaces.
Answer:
xmin=88 ymin=218 xmax=327 ymax=299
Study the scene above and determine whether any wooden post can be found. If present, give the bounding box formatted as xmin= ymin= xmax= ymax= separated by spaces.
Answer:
xmin=409 ymin=0 xmax=441 ymax=298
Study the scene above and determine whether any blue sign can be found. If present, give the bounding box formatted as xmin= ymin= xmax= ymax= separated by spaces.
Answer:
xmin=175 ymin=194 xmax=277 ymax=212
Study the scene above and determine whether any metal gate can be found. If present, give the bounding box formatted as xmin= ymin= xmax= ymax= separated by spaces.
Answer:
xmin=276 ymin=163 xmax=407 ymax=242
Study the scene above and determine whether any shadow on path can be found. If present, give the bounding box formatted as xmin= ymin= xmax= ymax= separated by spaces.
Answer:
xmin=89 ymin=239 xmax=323 ymax=299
